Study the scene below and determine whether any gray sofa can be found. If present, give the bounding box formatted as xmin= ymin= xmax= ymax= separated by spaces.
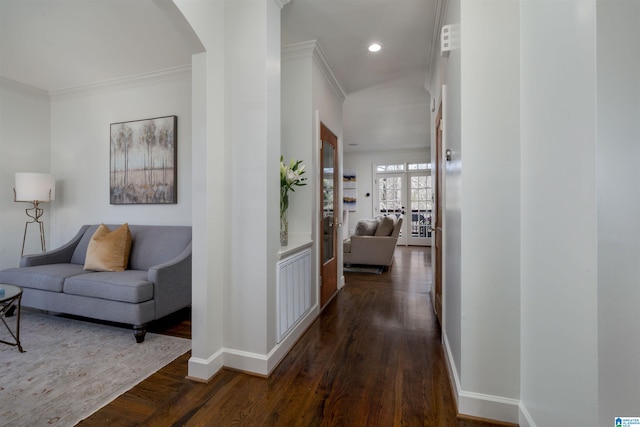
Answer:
xmin=0 ymin=224 xmax=191 ymax=343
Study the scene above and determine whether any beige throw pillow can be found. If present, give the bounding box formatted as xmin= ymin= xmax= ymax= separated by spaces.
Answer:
xmin=355 ymin=219 xmax=379 ymax=236
xmin=375 ymin=215 xmax=397 ymax=236
xmin=84 ymin=223 xmax=132 ymax=272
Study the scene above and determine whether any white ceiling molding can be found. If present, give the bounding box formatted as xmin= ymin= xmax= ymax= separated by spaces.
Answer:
xmin=49 ymin=64 xmax=192 ymax=101
xmin=152 ymin=0 xmax=205 ymax=54
xmin=282 ymin=40 xmax=346 ymax=102
xmin=424 ymin=0 xmax=449 ymax=92
xmin=282 ymin=40 xmax=317 ymax=61
xmin=311 ymin=42 xmax=346 ymax=102
xmin=0 ymin=77 xmax=50 ymax=98
xmin=274 ymin=0 xmax=292 ymax=10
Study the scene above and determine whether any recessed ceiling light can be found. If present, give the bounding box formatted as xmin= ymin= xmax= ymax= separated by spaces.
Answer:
xmin=368 ymin=43 xmax=382 ymax=53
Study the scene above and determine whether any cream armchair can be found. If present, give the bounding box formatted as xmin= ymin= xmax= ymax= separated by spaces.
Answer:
xmin=343 ymin=215 xmax=403 ymax=269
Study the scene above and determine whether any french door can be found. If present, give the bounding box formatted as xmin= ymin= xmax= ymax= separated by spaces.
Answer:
xmin=374 ymin=163 xmax=432 ymax=246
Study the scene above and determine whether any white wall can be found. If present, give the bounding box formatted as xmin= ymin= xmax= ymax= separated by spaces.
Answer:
xmin=342 ymin=148 xmax=429 ymax=234
xmin=0 ymin=79 xmax=51 ymax=268
xmin=459 ymin=2 xmax=521 ymax=419
xmin=48 ymin=72 xmax=192 ymax=247
xmin=596 ymin=2 xmax=640 ymax=425
xmin=281 ymin=40 xmax=344 ymax=308
xmin=520 ymin=1 xmax=599 ymax=425
xmin=282 ymin=44 xmax=313 ymax=240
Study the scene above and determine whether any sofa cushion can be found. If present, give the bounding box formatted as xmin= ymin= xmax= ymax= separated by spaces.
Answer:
xmin=355 ymin=219 xmax=379 ymax=236
xmin=343 ymin=239 xmax=352 ymax=254
xmin=84 ymin=223 xmax=132 ymax=272
xmin=64 ymin=270 xmax=153 ymax=303
xmin=375 ymin=215 xmax=397 ymax=236
xmin=0 ymin=264 xmax=89 ymax=292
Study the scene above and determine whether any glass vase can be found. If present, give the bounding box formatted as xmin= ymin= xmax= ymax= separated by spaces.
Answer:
xmin=280 ymin=211 xmax=288 ymax=246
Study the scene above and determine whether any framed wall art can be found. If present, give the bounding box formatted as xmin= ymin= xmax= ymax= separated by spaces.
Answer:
xmin=110 ymin=115 xmax=177 ymax=204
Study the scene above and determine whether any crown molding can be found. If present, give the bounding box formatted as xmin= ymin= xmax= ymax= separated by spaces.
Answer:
xmin=282 ymin=40 xmax=317 ymax=61
xmin=312 ymin=42 xmax=346 ymax=102
xmin=425 ymin=0 xmax=449 ymax=92
xmin=282 ymin=40 xmax=346 ymax=102
xmin=49 ymin=65 xmax=192 ymax=101
xmin=274 ymin=0 xmax=292 ymax=10
xmin=0 ymin=77 xmax=49 ymax=98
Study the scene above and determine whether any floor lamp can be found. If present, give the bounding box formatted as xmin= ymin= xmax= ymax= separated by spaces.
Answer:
xmin=13 ymin=173 xmax=56 ymax=257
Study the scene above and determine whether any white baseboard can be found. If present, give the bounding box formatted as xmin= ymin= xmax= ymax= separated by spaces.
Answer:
xmin=443 ymin=332 xmax=521 ymax=425
xmin=186 ymin=306 xmax=319 ymax=380
xmin=519 ymin=402 xmax=537 ymax=427
xmin=187 ymin=348 xmax=224 ymax=381
xmin=266 ymin=305 xmax=319 ymax=374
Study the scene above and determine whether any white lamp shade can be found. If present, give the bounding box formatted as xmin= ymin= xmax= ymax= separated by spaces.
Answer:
xmin=14 ymin=173 xmax=56 ymax=202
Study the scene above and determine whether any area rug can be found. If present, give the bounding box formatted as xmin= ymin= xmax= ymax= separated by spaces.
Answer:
xmin=343 ymin=265 xmax=385 ymax=274
xmin=0 ymin=310 xmax=191 ymax=426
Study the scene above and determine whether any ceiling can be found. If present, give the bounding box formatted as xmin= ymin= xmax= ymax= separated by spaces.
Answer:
xmin=0 ymin=0 xmax=438 ymax=152
xmin=0 ymin=0 xmax=194 ymax=92
xmin=282 ymin=0 xmax=436 ymax=95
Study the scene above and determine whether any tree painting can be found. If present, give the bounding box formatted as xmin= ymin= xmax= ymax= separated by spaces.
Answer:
xmin=110 ymin=116 xmax=177 ymax=204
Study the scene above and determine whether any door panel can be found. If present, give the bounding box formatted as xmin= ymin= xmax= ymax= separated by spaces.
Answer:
xmin=375 ymin=174 xmax=406 ymax=245
xmin=320 ymin=123 xmax=338 ymax=308
xmin=407 ymin=172 xmax=432 ymax=246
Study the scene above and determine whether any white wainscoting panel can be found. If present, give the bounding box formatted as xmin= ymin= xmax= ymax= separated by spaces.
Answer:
xmin=277 ymin=248 xmax=312 ymax=342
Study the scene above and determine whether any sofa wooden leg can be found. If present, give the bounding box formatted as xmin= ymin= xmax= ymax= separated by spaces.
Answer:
xmin=133 ymin=325 xmax=147 ymax=343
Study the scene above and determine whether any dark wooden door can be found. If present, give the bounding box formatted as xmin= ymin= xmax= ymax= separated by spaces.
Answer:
xmin=320 ymin=123 xmax=339 ymax=307
xmin=434 ymin=103 xmax=443 ymax=326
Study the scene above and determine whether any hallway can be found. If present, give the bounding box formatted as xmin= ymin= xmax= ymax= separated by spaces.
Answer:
xmin=81 ymin=247 xmax=505 ymax=426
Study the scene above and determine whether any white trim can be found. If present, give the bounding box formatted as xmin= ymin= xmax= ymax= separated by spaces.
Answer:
xmin=0 ymin=77 xmax=50 ymax=97
xmin=273 ymin=0 xmax=292 ymax=9
xmin=221 ymin=306 xmax=319 ymax=376
xmin=266 ymin=305 xmax=319 ymax=373
xmin=425 ymin=0 xmax=449 ymax=90
xmin=311 ymin=42 xmax=346 ymax=102
xmin=443 ymin=331 xmax=461 ymax=409
xmin=187 ymin=348 xmax=224 ymax=382
xmin=457 ymin=391 xmax=520 ymax=424
xmin=49 ymin=64 xmax=192 ymax=100
xmin=443 ymin=331 xmax=521 ymax=425
xmin=519 ymin=402 xmax=537 ymax=427
xmin=282 ymin=41 xmax=346 ymax=102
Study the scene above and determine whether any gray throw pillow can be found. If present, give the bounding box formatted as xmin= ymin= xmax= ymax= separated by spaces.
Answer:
xmin=355 ymin=219 xmax=379 ymax=236
xmin=375 ymin=215 xmax=396 ymax=236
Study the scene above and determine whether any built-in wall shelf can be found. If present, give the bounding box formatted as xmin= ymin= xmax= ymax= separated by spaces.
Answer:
xmin=278 ymin=239 xmax=312 ymax=260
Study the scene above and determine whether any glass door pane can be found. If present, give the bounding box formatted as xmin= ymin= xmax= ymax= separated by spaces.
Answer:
xmin=376 ymin=174 xmax=405 ymax=245
xmin=407 ymin=172 xmax=432 ymax=246
xmin=322 ymin=145 xmax=335 ymax=264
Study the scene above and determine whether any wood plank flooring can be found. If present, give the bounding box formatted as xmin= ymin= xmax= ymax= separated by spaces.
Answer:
xmin=78 ymin=246 xmax=509 ymax=427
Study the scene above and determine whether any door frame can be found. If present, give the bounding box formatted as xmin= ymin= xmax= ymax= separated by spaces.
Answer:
xmin=433 ymin=88 xmax=446 ymax=328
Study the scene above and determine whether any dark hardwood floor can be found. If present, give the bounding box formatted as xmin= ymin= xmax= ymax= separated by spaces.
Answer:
xmin=78 ymin=246 xmax=510 ymax=427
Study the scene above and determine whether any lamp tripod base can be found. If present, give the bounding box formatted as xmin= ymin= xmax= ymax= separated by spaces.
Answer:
xmin=20 ymin=202 xmax=46 ymax=257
